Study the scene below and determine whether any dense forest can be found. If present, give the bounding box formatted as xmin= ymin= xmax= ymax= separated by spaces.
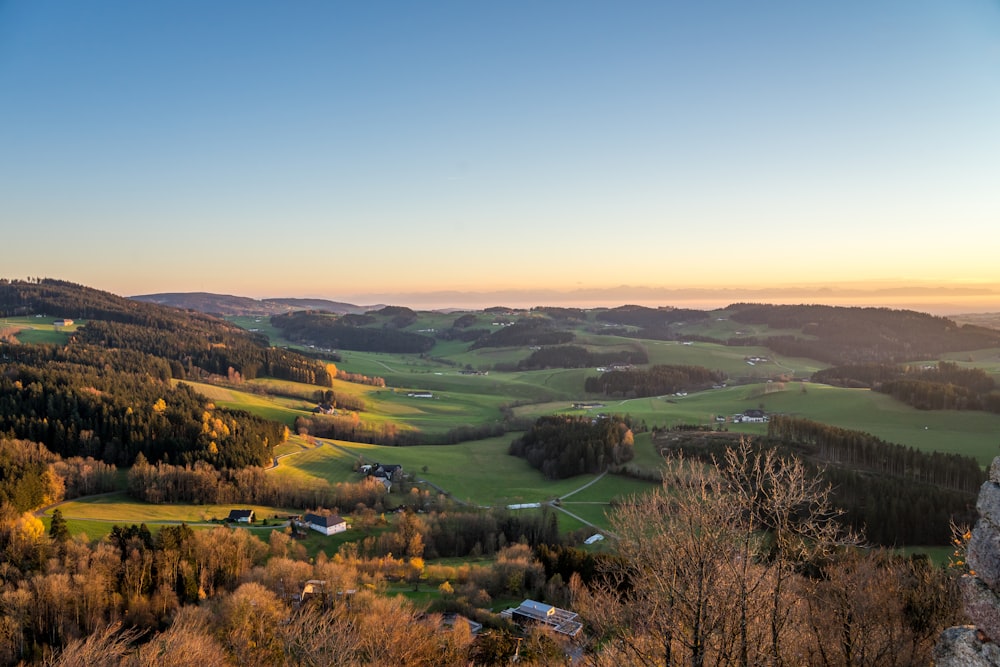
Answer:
xmin=0 ymin=346 xmax=286 ymax=467
xmin=767 ymin=415 xmax=985 ymax=493
xmin=813 ymin=361 xmax=1000 ymax=412
xmin=509 ymin=415 xmax=636 ymax=479
xmin=514 ymin=344 xmax=648 ymax=370
xmin=655 ymin=421 xmax=983 ymax=545
xmin=0 ymin=279 xmax=333 ymax=386
xmin=725 ymin=303 xmax=1000 ymax=364
xmin=584 ymin=363 xmax=726 ymax=397
xmin=596 ymin=304 xmax=711 ymax=328
xmin=469 ymin=318 xmax=574 ymax=349
xmin=271 ymin=311 xmax=435 ymax=353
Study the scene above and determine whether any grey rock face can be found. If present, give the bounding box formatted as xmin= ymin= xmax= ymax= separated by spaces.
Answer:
xmin=935 ymin=457 xmax=1000 ymax=666
xmin=934 ymin=626 xmax=1000 ymax=667
xmin=969 ymin=516 xmax=1000 ymax=593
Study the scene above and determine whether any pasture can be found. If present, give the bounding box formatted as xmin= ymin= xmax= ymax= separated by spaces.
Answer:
xmin=53 ymin=491 xmax=296 ymax=524
xmin=2 ymin=316 xmax=83 ymax=344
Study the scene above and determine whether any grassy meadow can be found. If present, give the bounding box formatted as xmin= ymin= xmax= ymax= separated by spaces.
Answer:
xmin=2 ymin=315 xmax=84 ymax=344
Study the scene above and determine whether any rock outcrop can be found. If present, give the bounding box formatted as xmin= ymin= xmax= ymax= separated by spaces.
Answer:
xmin=935 ymin=457 xmax=1000 ymax=666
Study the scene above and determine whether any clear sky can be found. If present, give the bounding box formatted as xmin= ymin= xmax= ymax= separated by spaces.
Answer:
xmin=2 ymin=1 xmax=999 ymax=311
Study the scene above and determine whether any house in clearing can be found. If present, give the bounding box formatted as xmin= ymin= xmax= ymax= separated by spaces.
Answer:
xmin=501 ymin=599 xmax=582 ymax=637
xmin=733 ymin=409 xmax=769 ymax=423
xmin=227 ymin=509 xmax=255 ymax=523
xmin=53 ymin=319 xmax=74 ymax=328
xmin=406 ymin=391 xmax=434 ymax=398
xmin=302 ymin=512 xmax=347 ymax=536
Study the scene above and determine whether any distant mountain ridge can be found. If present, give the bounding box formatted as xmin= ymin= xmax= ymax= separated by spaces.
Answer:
xmin=131 ymin=292 xmax=377 ymax=316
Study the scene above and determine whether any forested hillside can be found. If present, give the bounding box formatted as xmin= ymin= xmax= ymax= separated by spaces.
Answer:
xmin=271 ymin=310 xmax=436 ymax=353
xmin=0 ymin=279 xmax=332 ymax=467
xmin=726 ymin=303 xmax=1000 ymax=364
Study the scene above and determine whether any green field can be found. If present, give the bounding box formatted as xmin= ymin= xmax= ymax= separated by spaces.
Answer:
xmin=53 ymin=491 xmax=296 ymax=524
xmin=2 ymin=316 xmax=84 ymax=344
xmin=38 ymin=308 xmax=1000 ymax=547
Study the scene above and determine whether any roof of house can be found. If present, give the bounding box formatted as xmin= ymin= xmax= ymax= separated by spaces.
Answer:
xmin=503 ymin=599 xmax=583 ymax=636
xmin=304 ymin=513 xmax=345 ymax=527
xmin=228 ymin=509 xmax=254 ymax=520
xmin=517 ymin=600 xmax=555 ymax=618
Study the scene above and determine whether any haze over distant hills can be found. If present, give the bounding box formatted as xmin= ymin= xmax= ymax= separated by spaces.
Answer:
xmin=133 ymin=282 xmax=1000 ymax=319
xmin=131 ymin=292 xmax=378 ymax=316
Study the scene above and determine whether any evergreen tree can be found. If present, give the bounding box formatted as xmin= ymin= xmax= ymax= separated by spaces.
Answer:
xmin=48 ymin=508 xmax=69 ymax=543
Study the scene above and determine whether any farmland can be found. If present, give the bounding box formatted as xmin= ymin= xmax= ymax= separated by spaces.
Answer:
xmin=22 ymin=295 xmax=1000 ymax=552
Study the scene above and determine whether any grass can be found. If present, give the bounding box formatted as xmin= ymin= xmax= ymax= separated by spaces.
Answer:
xmin=2 ymin=316 xmax=84 ymax=344
xmin=272 ymin=436 xmax=655 ymax=510
xmin=513 ymin=382 xmax=1000 ymax=467
xmin=49 ymin=491 xmax=296 ymax=524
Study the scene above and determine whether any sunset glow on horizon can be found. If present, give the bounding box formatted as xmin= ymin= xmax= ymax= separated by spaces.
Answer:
xmin=2 ymin=2 xmax=999 ymax=312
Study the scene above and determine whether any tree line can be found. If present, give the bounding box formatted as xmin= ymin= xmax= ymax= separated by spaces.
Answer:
xmin=0 ymin=438 xmax=121 ymax=513
xmin=509 ymin=415 xmax=636 ymax=479
xmin=767 ymin=415 xmax=985 ymax=494
xmin=514 ymin=344 xmax=648 ymax=370
xmin=127 ymin=456 xmax=388 ymax=511
xmin=724 ymin=303 xmax=1000 ymax=365
xmin=0 ymin=279 xmax=334 ymax=386
xmin=0 ymin=347 xmax=287 ymax=467
xmin=271 ymin=311 xmax=435 ymax=353
xmin=653 ymin=426 xmax=981 ymax=545
xmin=596 ymin=304 xmax=711 ymax=328
xmin=583 ymin=441 xmax=962 ymax=666
xmin=469 ymin=318 xmax=574 ymax=349
xmin=584 ymin=363 xmax=726 ymax=397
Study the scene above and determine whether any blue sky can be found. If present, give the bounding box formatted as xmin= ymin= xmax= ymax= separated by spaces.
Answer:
xmin=2 ymin=1 xmax=999 ymax=310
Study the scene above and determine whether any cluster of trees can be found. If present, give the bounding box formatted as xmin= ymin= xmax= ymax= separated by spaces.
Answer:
xmin=348 ymin=507 xmax=563 ymax=561
xmin=311 ymin=389 xmax=366 ymax=413
xmin=579 ymin=442 xmax=963 ymax=666
xmin=329 ymin=369 xmax=385 ymax=388
xmin=814 ymin=361 xmax=1000 ymax=412
xmin=79 ymin=320 xmax=334 ymax=386
xmin=127 ymin=457 xmax=388 ymax=511
xmin=653 ymin=427 xmax=981 ymax=545
xmin=725 ymin=303 xmax=1000 ymax=364
xmin=371 ymin=305 xmax=419 ymax=328
xmin=596 ymin=304 xmax=710 ymax=328
xmin=767 ymin=416 xmax=985 ymax=494
xmin=584 ymin=363 xmax=726 ymax=397
xmin=0 ymin=439 xmax=61 ymax=512
xmin=515 ymin=344 xmax=648 ymax=370
xmin=821 ymin=466 xmax=977 ymax=545
xmin=530 ymin=306 xmax=587 ymax=322
xmin=0 ymin=349 xmax=286 ymax=467
xmin=509 ymin=415 xmax=635 ymax=479
xmin=469 ymin=318 xmax=574 ymax=349
xmin=294 ymin=413 xmax=418 ymax=446
xmin=0 ymin=438 xmax=120 ymax=513
xmin=450 ymin=313 xmax=478 ymax=328
xmin=271 ymin=311 xmax=435 ymax=353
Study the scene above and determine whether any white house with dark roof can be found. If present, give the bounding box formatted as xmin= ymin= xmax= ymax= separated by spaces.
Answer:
xmin=303 ymin=512 xmax=347 ymax=536
xmin=228 ymin=509 xmax=255 ymax=523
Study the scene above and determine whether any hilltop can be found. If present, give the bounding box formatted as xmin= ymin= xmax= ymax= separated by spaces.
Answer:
xmin=131 ymin=291 xmax=374 ymax=316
